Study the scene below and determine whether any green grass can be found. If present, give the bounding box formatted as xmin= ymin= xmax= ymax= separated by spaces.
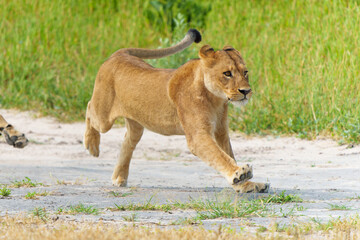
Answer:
xmin=24 ymin=191 xmax=50 ymax=199
xmin=0 ymin=186 xmax=11 ymax=197
xmin=122 ymin=213 xmax=138 ymax=222
xmin=328 ymin=204 xmax=352 ymax=211
xmin=31 ymin=207 xmax=49 ymax=222
xmin=109 ymin=191 xmax=133 ymax=198
xmin=57 ymin=203 xmax=99 ymax=215
xmin=263 ymin=190 xmax=303 ymax=204
xmin=1 ymin=0 xmax=359 ymax=142
xmin=348 ymin=195 xmax=360 ymax=201
xmin=10 ymin=177 xmax=43 ymax=188
xmin=111 ymin=191 xmax=303 ymax=221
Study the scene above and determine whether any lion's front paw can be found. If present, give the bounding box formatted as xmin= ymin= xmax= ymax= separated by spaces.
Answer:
xmin=232 ymin=164 xmax=253 ymax=185
xmin=1 ymin=125 xmax=28 ymax=148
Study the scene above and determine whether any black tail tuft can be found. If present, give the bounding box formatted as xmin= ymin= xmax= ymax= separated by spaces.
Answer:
xmin=187 ymin=29 xmax=202 ymax=43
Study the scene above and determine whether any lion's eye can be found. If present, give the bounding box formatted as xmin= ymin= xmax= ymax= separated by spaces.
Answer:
xmin=223 ymin=71 xmax=232 ymax=77
xmin=244 ymin=70 xmax=248 ymax=77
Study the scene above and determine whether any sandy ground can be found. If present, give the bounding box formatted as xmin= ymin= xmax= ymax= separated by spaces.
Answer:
xmin=0 ymin=109 xmax=360 ymax=230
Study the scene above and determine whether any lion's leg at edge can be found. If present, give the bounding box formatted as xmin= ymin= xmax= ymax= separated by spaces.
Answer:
xmin=0 ymin=114 xmax=28 ymax=148
xmin=112 ymin=118 xmax=144 ymax=187
xmin=84 ymin=102 xmax=101 ymax=157
xmin=0 ymin=114 xmax=7 ymax=129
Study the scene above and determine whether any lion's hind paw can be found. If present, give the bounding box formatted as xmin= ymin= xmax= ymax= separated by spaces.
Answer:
xmin=233 ymin=181 xmax=270 ymax=193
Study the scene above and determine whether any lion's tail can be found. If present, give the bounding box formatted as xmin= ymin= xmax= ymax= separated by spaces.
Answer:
xmin=113 ymin=29 xmax=202 ymax=59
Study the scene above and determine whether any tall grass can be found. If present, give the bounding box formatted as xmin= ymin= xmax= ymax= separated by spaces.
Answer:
xmin=0 ymin=0 xmax=159 ymax=120
xmin=205 ymin=0 xmax=360 ymax=142
xmin=0 ymin=0 xmax=359 ymax=142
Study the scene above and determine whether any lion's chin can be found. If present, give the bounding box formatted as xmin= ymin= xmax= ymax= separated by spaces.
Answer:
xmin=230 ymin=99 xmax=248 ymax=109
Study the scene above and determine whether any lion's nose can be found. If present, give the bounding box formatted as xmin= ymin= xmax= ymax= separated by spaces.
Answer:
xmin=239 ymin=89 xmax=251 ymax=96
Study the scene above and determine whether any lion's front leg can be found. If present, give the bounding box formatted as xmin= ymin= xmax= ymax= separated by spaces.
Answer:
xmin=186 ymin=132 xmax=259 ymax=190
xmin=213 ymin=121 xmax=269 ymax=193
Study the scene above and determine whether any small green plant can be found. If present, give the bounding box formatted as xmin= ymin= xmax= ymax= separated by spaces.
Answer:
xmin=0 ymin=186 xmax=11 ymax=197
xmin=24 ymin=191 xmax=50 ymax=199
xmin=257 ymin=226 xmax=267 ymax=233
xmin=31 ymin=207 xmax=48 ymax=222
xmin=270 ymin=222 xmax=289 ymax=233
xmin=25 ymin=192 xmax=37 ymax=199
xmin=328 ymin=204 xmax=352 ymax=211
xmin=309 ymin=217 xmax=337 ymax=232
xmin=10 ymin=177 xmax=43 ymax=188
xmin=263 ymin=191 xmax=303 ymax=204
xmin=347 ymin=195 xmax=360 ymax=201
xmin=122 ymin=213 xmax=137 ymax=222
xmin=58 ymin=203 xmax=99 ymax=215
xmin=109 ymin=191 xmax=133 ymax=198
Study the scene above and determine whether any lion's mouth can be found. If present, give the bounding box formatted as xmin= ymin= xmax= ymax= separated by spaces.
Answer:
xmin=228 ymin=97 xmax=249 ymax=108
xmin=227 ymin=97 xmax=247 ymax=102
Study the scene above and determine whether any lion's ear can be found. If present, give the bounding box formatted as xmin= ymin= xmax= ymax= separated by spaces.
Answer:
xmin=223 ymin=46 xmax=235 ymax=51
xmin=223 ymin=45 xmax=244 ymax=61
xmin=223 ymin=46 xmax=241 ymax=55
xmin=199 ymin=45 xmax=215 ymax=59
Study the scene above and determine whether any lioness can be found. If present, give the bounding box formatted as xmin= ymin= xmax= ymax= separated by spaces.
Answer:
xmin=84 ymin=29 xmax=269 ymax=193
xmin=0 ymin=114 xmax=28 ymax=148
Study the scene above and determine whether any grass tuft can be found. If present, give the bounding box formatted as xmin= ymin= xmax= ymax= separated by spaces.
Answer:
xmin=109 ymin=191 xmax=133 ymax=198
xmin=31 ymin=207 xmax=48 ymax=222
xmin=24 ymin=191 xmax=50 ymax=200
xmin=10 ymin=177 xmax=43 ymax=188
xmin=328 ymin=204 xmax=352 ymax=211
xmin=0 ymin=186 xmax=11 ymax=197
xmin=262 ymin=190 xmax=303 ymax=204
xmin=57 ymin=203 xmax=99 ymax=215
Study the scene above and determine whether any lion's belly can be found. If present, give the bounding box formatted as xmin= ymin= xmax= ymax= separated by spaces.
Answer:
xmin=122 ymin=103 xmax=185 ymax=136
xmin=141 ymin=119 xmax=185 ymax=136
xmin=113 ymin=74 xmax=185 ymax=136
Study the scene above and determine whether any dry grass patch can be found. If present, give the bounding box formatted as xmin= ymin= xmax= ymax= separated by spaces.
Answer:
xmin=1 ymin=215 xmax=360 ymax=240
xmin=0 ymin=215 xmax=245 ymax=240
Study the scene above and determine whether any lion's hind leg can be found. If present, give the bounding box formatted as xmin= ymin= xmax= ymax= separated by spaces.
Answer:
xmin=112 ymin=118 xmax=144 ymax=187
xmin=0 ymin=114 xmax=28 ymax=148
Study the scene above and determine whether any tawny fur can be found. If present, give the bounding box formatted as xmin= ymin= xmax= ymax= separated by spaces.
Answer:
xmin=0 ymin=114 xmax=28 ymax=148
xmin=84 ymin=30 xmax=269 ymax=193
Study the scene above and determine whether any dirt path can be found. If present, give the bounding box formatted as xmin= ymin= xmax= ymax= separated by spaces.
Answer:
xmin=1 ymin=109 xmax=360 ymax=230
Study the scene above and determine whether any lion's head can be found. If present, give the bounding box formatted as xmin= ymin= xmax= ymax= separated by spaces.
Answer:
xmin=199 ymin=45 xmax=251 ymax=108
